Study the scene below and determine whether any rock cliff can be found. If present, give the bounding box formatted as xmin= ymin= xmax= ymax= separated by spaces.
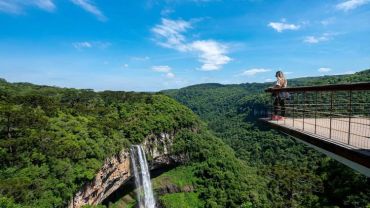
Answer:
xmin=68 ymin=132 xmax=188 ymax=208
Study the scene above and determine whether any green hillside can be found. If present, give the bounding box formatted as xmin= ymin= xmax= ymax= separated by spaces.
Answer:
xmin=163 ymin=69 xmax=370 ymax=208
xmin=0 ymin=79 xmax=269 ymax=208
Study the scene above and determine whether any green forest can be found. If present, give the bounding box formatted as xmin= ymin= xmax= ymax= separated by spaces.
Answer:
xmin=1 ymin=70 xmax=370 ymax=208
xmin=0 ymin=78 xmax=267 ymax=208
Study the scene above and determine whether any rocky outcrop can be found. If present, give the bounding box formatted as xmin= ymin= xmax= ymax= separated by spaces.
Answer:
xmin=143 ymin=132 xmax=188 ymax=169
xmin=155 ymin=184 xmax=194 ymax=195
xmin=68 ymin=150 xmax=131 ymax=208
xmin=68 ymin=132 xmax=188 ymax=208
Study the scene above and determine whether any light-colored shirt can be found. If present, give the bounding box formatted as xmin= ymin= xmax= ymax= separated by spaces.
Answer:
xmin=276 ymin=78 xmax=287 ymax=88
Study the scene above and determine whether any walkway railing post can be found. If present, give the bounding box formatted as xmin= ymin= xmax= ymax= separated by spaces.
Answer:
xmin=293 ymin=92 xmax=295 ymax=127
xmin=329 ymin=91 xmax=333 ymax=139
xmin=271 ymin=94 xmax=273 ymax=120
xmin=284 ymin=93 xmax=286 ymax=125
xmin=315 ymin=91 xmax=317 ymax=134
xmin=348 ymin=90 xmax=352 ymax=145
xmin=303 ymin=91 xmax=306 ymax=131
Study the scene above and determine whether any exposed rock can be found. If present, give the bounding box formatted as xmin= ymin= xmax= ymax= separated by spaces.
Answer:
xmin=182 ymin=185 xmax=194 ymax=193
xmin=68 ymin=150 xmax=131 ymax=208
xmin=143 ymin=132 xmax=189 ymax=169
xmin=68 ymin=132 xmax=188 ymax=208
xmin=155 ymin=184 xmax=194 ymax=195
xmin=156 ymin=184 xmax=181 ymax=195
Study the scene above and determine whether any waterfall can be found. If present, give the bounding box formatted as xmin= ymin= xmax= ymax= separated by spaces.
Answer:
xmin=130 ymin=145 xmax=156 ymax=208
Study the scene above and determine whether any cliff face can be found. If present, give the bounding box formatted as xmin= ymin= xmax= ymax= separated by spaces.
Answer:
xmin=68 ymin=132 xmax=187 ymax=208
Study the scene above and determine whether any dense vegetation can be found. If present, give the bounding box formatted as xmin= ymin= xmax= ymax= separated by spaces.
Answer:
xmin=0 ymin=78 xmax=270 ymax=208
xmin=0 ymin=78 xmax=199 ymax=207
xmin=1 ymin=70 xmax=369 ymax=208
xmin=163 ymin=69 xmax=370 ymax=208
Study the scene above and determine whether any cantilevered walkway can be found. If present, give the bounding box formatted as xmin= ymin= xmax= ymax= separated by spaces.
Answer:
xmin=260 ymin=82 xmax=370 ymax=177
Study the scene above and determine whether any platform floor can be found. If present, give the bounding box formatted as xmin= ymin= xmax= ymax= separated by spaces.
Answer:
xmin=269 ymin=117 xmax=370 ymax=150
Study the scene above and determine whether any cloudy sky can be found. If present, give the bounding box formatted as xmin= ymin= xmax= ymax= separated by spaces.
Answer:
xmin=0 ymin=0 xmax=369 ymax=91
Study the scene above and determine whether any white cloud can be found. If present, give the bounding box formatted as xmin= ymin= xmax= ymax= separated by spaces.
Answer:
xmin=191 ymin=40 xmax=231 ymax=71
xmin=70 ymin=0 xmax=106 ymax=21
xmin=0 ymin=0 xmax=55 ymax=14
xmin=0 ymin=1 xmax=22 ymax=14
xmin=152 ymin=65 xmax=176 ymax=78
xmin=34 ymin=0 xmax=55 ymax=11
xmin=336 ymin=0 xmax=369 ymax=11
xmin=152 ymin=18 xmax=192 ymax=52
xmin=304 ymin=33 xmax=332 ymax=44
xmin=123 ymin=64 xmax=129 ymax=68
xmin=160 ymin=8 xmax=174 ymax=16
xmin=318 ymin=67 xmax=332 ymax=73
xmin=265 ymin=78 xmax=273 ymax=82
xmin=166 ymin=72 xmax=175 ymax=78
xmin=241 ymin=68 xmax=270 ymax=76
xmin=72 ymin=41 xmax=111 ymax=49
xmin=73 ymin=42 xmax=92 ymax=49
xmin=320 ymin=18 xmax=335 ymax=26
xmin=0 ymin=0 xmax=106 ymax=20
xmin=268 ymin=21 xmax=300 ymax=32
xmin=152 ymin=18 xmax=231 ymax=71
xmin=304 ymin=36 xmax=327 ymax=44
xmin=152 ymin=65 xmax=171 ymax=73
xmin=131 ymin=56 xmax=150 ymax=61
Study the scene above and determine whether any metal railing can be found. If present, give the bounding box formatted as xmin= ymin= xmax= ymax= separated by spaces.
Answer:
xmin=265 ymin=82 xmax=370 ymax=150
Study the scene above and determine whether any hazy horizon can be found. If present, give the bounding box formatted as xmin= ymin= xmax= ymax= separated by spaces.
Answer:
xmin=2 ymin=68 xmax=367 ymax=93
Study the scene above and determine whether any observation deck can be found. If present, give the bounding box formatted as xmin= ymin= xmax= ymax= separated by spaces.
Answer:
xmin=260 ymin=82 xmax=370 ymax=177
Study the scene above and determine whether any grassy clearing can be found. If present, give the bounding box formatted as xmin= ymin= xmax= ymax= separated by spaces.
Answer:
xmin=152 ymin=166 xmax=197 ymax=189
xmin=160 ymin=192 xmax=204 ymax=208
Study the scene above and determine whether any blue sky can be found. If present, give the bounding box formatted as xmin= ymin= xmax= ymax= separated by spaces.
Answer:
xmin=0 ymin=0 xmax=369 ymax=91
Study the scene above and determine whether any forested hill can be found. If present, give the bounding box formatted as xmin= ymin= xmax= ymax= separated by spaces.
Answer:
xmin=0 ymin=79 xmax=274 ymax=208
xmin=163 ymin=69 xmax=370 ymax=208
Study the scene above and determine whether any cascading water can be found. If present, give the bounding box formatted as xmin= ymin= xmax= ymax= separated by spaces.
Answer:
xmin=130 ymin=145 xmax=156 ymax=208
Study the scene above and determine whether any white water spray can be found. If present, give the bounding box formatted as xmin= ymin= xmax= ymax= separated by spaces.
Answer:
xmin=130 ymin=145 xmax=156 ymax=208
